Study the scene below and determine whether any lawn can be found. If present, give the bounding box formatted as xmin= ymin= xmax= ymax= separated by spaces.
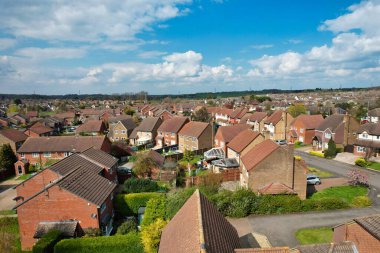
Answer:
xmin=16 ymin=173 xmax=32 ymax=181
xmin=294 ymin=142 xmax=309 ymax=149
xmin=307 ymin=167 xmax=334 ymax=178
xmin=0 ymin=210 xmax=16 ymax=215
xmin=367 ymin=161 xmax=380 ymax=171
xmin=0 ymin=217 xmax=23 ymax=253
xmin=309 ymin=185 xmax=369 ymax=205
xmin=295 ymin=227 xmax=333 ymax=245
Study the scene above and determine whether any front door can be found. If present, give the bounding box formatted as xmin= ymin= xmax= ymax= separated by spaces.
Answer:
xmin=18 ymin=165 xmax=23 ymax=175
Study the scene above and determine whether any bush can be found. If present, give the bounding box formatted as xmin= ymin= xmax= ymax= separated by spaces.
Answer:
xmin=114 ymin=193 xmax=162 ymax=216
xmin=294 ymin=155 xmax=302 ymax=161
xmin=141 ymin=219 xmax=168 ymax=253
xmin=355 ymin=158 xmax=368 ymax=167
xmin=116 ymin=220 xmax=137 ymax=235
xmin=165 ymin=188 xmax=196 ymax=219
xmin=324 ymin=139 xmax=337 ymax=158
xmin=351 ymin=196 xmax=372 ymax=207
xmin=54 ymin=233 xmax=144 ymax=253
xmin=308 ymin=197 xmax=350 ymax=210
xmin=254 ymin=195 xmax=303 ymax=215
xmin=309 ymin=151 xmax=324 ymax=158
xmin=124 ymin=178 xmax=160 ymax=194
xmin=141 ymin=195 xmax=166 ymax=226
xmin=33 ymin=230 xmax=63 ymax=253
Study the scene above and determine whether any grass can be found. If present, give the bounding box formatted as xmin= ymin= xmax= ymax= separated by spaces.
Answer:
xmin=179 ymin=155 xmax=203 ymax=167
xmin=307 ymin=167 xmax=334 ymax=178
xmin=16 ymin=173 xmax=32 ymax=181
xmin=367 ymin=161 xmax=380 ymax=171
xmin=0 ymin=210 xmax=16 ymax=215
xmin=309 ymin=185 xmax=369 ymax=205
xmin=38 ymin=111 xmax=55 ymax=118
xmin=294 ymin=142 xmax=309 ymax=149
xmin=295 ymin=227 xmax=333 ymax=245
xmin=0 ymin=217 xmax=23 ymax=252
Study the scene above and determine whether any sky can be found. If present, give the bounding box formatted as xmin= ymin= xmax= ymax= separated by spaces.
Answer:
xmin=1 ymin=0 xmax=380 ymax=95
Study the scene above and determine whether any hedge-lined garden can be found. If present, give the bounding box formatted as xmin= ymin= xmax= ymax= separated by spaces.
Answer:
xmin=54 ymin=233 xmax=144 ymax=253
xmin=114 ymin=192 xmax=162 ymax=216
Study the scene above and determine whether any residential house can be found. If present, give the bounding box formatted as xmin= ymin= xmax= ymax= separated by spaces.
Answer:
xmin=240 ymin=140 xmax=307 ymax=199
xmin=214 ymin=124 xmax=250 ymax=154
xmin=227 ymin=129 xmax=265 ymax=164
xmin=230 ymin=108 xmax=248 ymax=124
xmin=367 ymin=108 xmax=380 ymax=123
xmin=178 ymin=121 xmax=212 ymax=152
xmin=109 ymin=118 xmax=136 ymax=142
xmin=215 ymin=108 xmax=233 ymax=126
xmin=76 ymin=120 xmax=106 ymax=136
xmin=13 ymin=149 xmax=118 ymax=250
xmin=24 ymin=122 xmax=54 ymax=137
xmin=26 ymin=111 xmax=38 ymax=121
xmin=246 ymin=112 xmax=268 ymax=132
xmin=288 ymin=114 xmax=324 ymax=144
xmin=159 ymin=189 xmax=241 ymax=253
xmin=0 ymin=129 xmax=28 ymax=152
xmin=0 ymin=117 xmax=9 ymax=127
xmin=54 ymin=112 xmax=76 ymax=126
xmin=263 ymin=110 xmax=293 ymax=141
xmin=353 ymin=122 xmax=380 ymax=157
xmin=129 ymin=117 xmax=162 ymax=146
xmin=156 ymin=117 xmax=189 ymax=148
xmin=312 ymin=114 xmax=360 ymax=150
xmin=333 ymin=214 xmax=380 ymax=253
xmin=17 ymin=136 xmax=111 ymax=167
xmin=295 ymin=242 xmax=358 ymax=253
xmin=9 ymin=113 xmax=28 ymax=126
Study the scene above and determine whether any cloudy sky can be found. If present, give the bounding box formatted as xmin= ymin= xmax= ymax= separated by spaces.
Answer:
xmin=1 ymin=0 xmax=380 ymax=95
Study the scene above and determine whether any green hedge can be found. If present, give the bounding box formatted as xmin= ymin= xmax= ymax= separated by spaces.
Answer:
xmin=33 ymin=230 xmax=63 ymax=253
xmin=309 ymin=151 xmax=325 ymax=158
xmin=141 ymin=195 xmax=166 ymax=226
xmin=114 ymin=193 xmax=162 ymax=216
xmin=54 ymin=233 xmax=143 ymax=253
xmin=355 ymin=158 xmax=368 ymax=167
xmin=124 ymin=178 xmax=160 ymax=194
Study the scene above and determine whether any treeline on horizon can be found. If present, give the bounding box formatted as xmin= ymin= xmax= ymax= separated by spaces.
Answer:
xmin=0 ymin=86 xmax=378 ymax=101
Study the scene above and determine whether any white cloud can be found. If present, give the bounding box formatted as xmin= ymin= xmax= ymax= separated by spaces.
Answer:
xmin=288 ymin=39 xmax=302 ymax=44
xmin=250 ymin=44 xmax=274 ymax=50
xmin=15 ymin=47 xmax=86 ymax=60
xmin=0 ymin=38 xmax=16 ymax=50
xmin=138 ymin=51 xmax=168 ymax=59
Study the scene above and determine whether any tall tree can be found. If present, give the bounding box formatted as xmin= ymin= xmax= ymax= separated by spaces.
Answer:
xmin=288 ymin=104 xmax=307 ymax=118
xmin=133 ymin=154 xmax=158 ymax=178
xmin=0 ymin=144 xmax=17 ymax=170
xmin=192 ymin=106 xmax=210 ymax=122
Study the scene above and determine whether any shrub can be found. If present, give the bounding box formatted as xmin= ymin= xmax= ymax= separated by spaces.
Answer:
xmin=309 ymin=197 xmax=350 ymax=210
xmin=124 ymin=178 xmax=160 ymax=194
xmin=294 ymin=155 xmax=302 ymax=161
xmin=355 ymin=158 xmax=368 ymax=167
xmin=309 ymin=151 xmax=324 ymax=158
xmin=54 ymin=233 xmax=144 ymax=253
xmin=198 ymin=173 xmax=223 ymax=197
xmin=165 ymin=188 xmax=196 ymax=219
xmin=141 ymin=219 xmax=168 ymax=253
xmin=114 ymin=193 xmax=162 ymax=216
xmin=141 ymin=195 xmax=166 ymax=226
xmin=254 ymin=195 xmax=303 ymax=215
xmin=348 ymin=169 xmax=369 ymax=187
xmin=116 ymin=220 xmax=137 ymax=235
xmin=351 ymin=196 xmax=372 ymax=207
xmin=33 ymin=230 xmax=63 ymax=253
xmin=324 ymin=139 xmax=337 ymax=158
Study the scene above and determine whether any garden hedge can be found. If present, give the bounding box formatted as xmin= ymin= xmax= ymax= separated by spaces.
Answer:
xmin=33 ymin=230 xmax=63 ymax=253
xmin=54 ymin=233 xmax=143 ymax=253
xmin=123 ymin=178 xmax=160 ymax=194
xmin=309 ymin=151 xmax=325 ymax=158
xmin=114 ymin=192 xmax=162 ymax=216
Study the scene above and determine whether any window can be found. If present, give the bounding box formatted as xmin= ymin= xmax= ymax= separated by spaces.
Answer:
xmin=43 ymin=152 xmax=51 ymax=157
xmin=20 ymin=153 xmax=25 ymax=158
xmin=192 ymin=146 xmax=197 ymax=151
xmin=32 ymin=153 xmax=39 ymax=158
xmin=100 ymin=202 xmax=106 ymax=214
xmin=377 ymin=136 xmax=380 ymax=140
xmin=220 ymin=141 xmax=225 ymax=147
xmin=64 ymin=152 xmax=71 ymax=157
xmin=192 ymin=137 xmax=197 ymax=141
xmin=171 ymin=132 xmax=175 ymax=137
xmin=116 ymin=137 xmax=119 ymax=140
xmin=121 ymin=130 xmax=126 ymax=134
xmin=115 ymin=130 xmax=118 ymax=134
xmin=111 ymin=193 xmax=114 ymax=201
xmin=357 ymin=146 xmax=366 ymax=152
xmin=324 ymin=133 xmax=331 ymax=139
xmin=362 ymin=133 xmax=368 ymax=139
xmin=300 ymin=128 xmax=304 ymax=133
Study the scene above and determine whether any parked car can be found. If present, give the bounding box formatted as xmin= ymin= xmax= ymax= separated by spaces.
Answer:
xmin=275 ymin=139 xmax=287 ymax=145
xmin=307 ymin=174 xmax=321 ymax=185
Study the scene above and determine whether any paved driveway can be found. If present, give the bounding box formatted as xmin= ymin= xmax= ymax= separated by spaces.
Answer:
xmin=0 ymin=177 xmax=18 ymax=211
xmin=228 ymin=206 xmax=380 ymax=247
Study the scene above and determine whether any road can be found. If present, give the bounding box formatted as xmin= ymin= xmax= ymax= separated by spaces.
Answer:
xmin=229 ymin=206 xmax=380 ymax=247
xmin=294 ymin=150 xmax=380 ymax=189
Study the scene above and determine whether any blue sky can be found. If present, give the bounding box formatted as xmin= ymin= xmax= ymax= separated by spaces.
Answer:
xmin=1 ymin=0 xmax=379 ymax=95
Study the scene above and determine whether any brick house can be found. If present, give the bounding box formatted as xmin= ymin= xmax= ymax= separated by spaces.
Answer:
xmin=13 ymin=149 xmax=118 ymax=250
xmin=246 ymin=112 xmax=267 ymax=132
xmin=215 ymin=108 xmax=233 ymax=126
xmin=129 ymin=117 xmax=162 ymax=146
xmin=0 ymin=129 xmax=28 ymax=153
xmin=230 ymin=108 xmax=248 ymax=124
xmin=367 ymin=108 xmax=380 ymax=123
xmin=76 ymin=120 xmax=107 ymax=136
xmin=214 ymin=124 xmax=250 ymax=154
xmin=240 ymin=140 xmax=307 ymax=200
xmin=109 ymin=118 xmax=136 ymax=142
xmin=54 ymin=112 xmax=76 ymax=126
xmin=287 ymin=114 xmax=324 ymax=144
xmin=333 ymin=214 xmax=380 ymax=253
xmin=178 ymin=121 xmax=212 ymax=152
xmin=24 ymin=122 xmax=54 ymax=137
xmin=17 ymin=136 xmax=112 ymax=167
xmin=353 ymin=122 xmax=380 ymax=157
xmin=263 ymin=110 xmax=293 ymax=141
xmin=156 ymin=117 xmax=189 ymax=148
xmin=312 ymin=114 xmax=360 ymax=151
xmin=226 ymin=129 xmax=265 ymax=164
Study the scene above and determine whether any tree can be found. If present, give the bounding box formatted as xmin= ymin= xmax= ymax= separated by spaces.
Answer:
xmin=324 ymin=139 xmax=337 ymax=158
xmin=0 ymin=144 xmax=17 ymax=171
xmin=348 ymin=168 xmax=369 ymax=187
xmin=355 ymin=104 xmax=367 ymax=121
xmin=13 ymin=99 xmax=22 ymax=105
xmin=182 ymin=149 xmax=194 ymax=162
xmin=132 ymin=154 xmax=158 ymax=178
xmin=141 ymin=219 xmax=168 ymax=253
xmin=288 ymin=104 xmax=307 ymax=118
xmin=7 ymin=104 xmax=19 ymax=114
xmin=116 ymin=220 xmax=137 ymax=235
xmin=124 ymin=106 xmax=136 ymax=116
xmin=192 ymin=106 xmax=210 ymax=122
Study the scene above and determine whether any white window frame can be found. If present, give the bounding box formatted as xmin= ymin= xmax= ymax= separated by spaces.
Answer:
xmin=43 ymin=152 xmax=51 ymax=158
xmin=121 ymin=130 xmax=126 ymax=134
xmin=100 ymin=202 xmax=106 ymax=214
xmin=20 ymin=153 xmax=25 ymax=158
xmin=357 ymin=146 xmax=366 ymax=152
xmin=32 ymin=153 xmax=39 ymax=158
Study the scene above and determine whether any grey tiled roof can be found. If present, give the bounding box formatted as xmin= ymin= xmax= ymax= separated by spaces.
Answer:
xmin=296 ymin=241 xmax=358 ymax=253
xmin=49 ymin=153 xmax=104 ymax=176
xmin=80 ymin=147 xmax=118 ymax=168
xmin=354 ymin=214 xmax=380 ymax=240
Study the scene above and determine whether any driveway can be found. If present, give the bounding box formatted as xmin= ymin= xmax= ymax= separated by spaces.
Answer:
xmin=0 ymin=177 xmax=19 ymax=211
xmin=228 ymin=206 xmax=380 ymax=247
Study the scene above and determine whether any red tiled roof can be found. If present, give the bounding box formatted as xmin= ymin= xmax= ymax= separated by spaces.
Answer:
xmin=235 ymin=247 xmax=290 ymax=253
xmin=241 ymin=139 xmax=280 ymax=171
xmin=293 ymin=114 xmax=324 ymax=130
xmin=28 ymin=124 xmax=54 ymax=135
xmin=216 ymin=124 xmax=251 ymax=143
xmin=249 ymin=112 xmax=267 ymax=122
xmin=259 ymin=182 xmax=296 ymax=195
xmin=76 ymin=120 xmax=105 ymax=133
xmin=0 ymin=129 xmax=28 ymax=142
xmin=227 ymin=129 xmax=261 ymax=153
xmin=157 ymin=116 xmax=189 ymax=133
xmin=264 ymin=110 xmax=283 ymax=125
xmin=179 ymin=121 xmax=210 ymax=138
